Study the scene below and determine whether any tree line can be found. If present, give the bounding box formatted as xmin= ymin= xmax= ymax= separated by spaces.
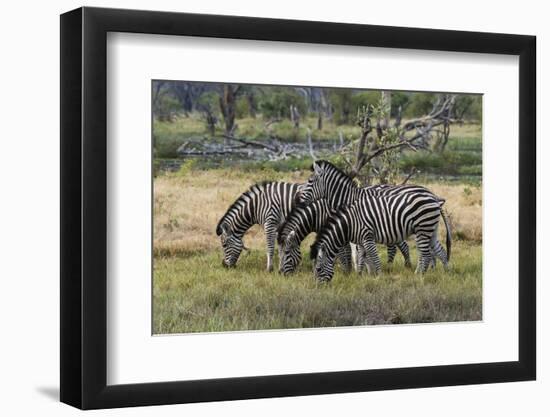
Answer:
xmin=152 ymin=81 xmax=482 ymax=133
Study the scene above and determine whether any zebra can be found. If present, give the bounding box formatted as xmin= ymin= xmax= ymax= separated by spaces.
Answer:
xmin=277 ymin=198 xmax=409 ymax=275
xmin=216 ymin=181 xmax=301 ymax=271
xmin=310 ymin=192 xmax=451 ymax=282
xmin=276 ymin=198 xmax=353 ymax=275
xmin=296 ymin=160 xmax=450 ymax=268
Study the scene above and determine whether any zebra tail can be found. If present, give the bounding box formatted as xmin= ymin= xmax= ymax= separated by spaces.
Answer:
xmin=441 ymin=208 xmax=451 ymax=262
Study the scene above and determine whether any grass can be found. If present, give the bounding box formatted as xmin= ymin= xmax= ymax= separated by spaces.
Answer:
xmin=153 ymin=241 xmax=482 ymax=334
xmin=153 ymin=168 xmax=482 ymax=334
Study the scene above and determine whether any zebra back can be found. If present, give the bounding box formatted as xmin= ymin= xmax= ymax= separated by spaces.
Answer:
xmin=311 ymin=192 xmax=443 ymax=259
xmin=216 ymin=181 xmax=301 ymax=237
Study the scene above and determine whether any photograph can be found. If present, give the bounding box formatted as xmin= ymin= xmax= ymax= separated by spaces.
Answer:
xmin=152 ymin=81 xmax=483 ymax=334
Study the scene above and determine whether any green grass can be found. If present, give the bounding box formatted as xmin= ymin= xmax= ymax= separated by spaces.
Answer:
xmin=153 ymin=241 xmax=482 ymax=334
xmin=399 ymin=150 xmax=482 ymax=175
xmin=154 ymin=114 xmax=482 ymax=180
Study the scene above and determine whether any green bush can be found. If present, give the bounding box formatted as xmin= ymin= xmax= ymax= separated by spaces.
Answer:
xmin=350 ymin=91 xmax=380 ymax=114
xmin=405 ymin=93 xmax=437 ymax=118
xmin=258 ymin=88 xmax=307 ymax=119
xmin=154 ymin=94 xmax=181 ymax=122
xmin=454 ymin=95 xmax=482 ymax=122
xmin=235 ymin=96 xmax=250 ymax=119
xmin=176 ymin=158 xmax=198 ymax=177
xmin=391 ymin=91 xmax=410 ymax=117
xmin=329 ymin=89 xmax=354 ymax=125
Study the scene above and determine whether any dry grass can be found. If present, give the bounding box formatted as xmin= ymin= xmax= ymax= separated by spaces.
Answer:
xmin=154 ymin=169 xmax=482 ymax=257
xmin=154 ymin=168 xmax=307 ymax=256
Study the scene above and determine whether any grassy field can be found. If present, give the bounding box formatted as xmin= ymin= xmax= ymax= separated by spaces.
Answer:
xmin=153 ymin=168 xmax=482 ymax=334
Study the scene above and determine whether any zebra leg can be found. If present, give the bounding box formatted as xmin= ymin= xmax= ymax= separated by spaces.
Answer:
xmin=415 ymin=233 xmax=433 ymax=274
xmin=264 ymin=218 xmax=278 ymax=272
xmin=362 ymin=237 xmax=381 ymax=275
xmin=397 ymin=241 xmax=412 ymax=268
xmin=431 ymin=247 xmax=438 ymax=269
xmin=356 ymin=245 xmax=366 ymax=273
xmin=336 ymin=244 xmax=353 ymax=274
xmin=387 ymin=244 xmax=397 ymax=264
xmin=277 ymin=241 xmax=284 ymax=273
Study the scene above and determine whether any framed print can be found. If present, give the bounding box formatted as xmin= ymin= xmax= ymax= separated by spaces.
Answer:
xmin=60 ymin=6 xmax=536 ymax=410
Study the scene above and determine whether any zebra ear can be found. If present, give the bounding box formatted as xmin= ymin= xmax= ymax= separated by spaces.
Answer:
xmin=216 ymin=224 xmax=228 ymax=237
xmin=313 ymin=161 xmax=323 ymax=176
xmin=285 ymin=230 xmax=296 ymax=242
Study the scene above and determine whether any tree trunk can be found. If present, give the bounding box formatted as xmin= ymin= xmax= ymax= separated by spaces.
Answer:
xmin=219 ymin=85 xmax=239 ymax=145
xmin=342 ymin=102 xmax=350 ymax=125
xmin=290 ymin=105 xmax=300 ymax=128
xmin=246 ymin=92 xmax=257 ymax=118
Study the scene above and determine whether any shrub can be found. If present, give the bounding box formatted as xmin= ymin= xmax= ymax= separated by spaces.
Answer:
xmin=258 ymin=88 xmax=307 ymax=119
xmin=405 ymin=92 xmax=437 ymax=118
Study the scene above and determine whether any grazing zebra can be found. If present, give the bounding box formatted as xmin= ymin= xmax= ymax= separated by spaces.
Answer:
xmin=216 ymin=181 xmax=301 ymax=271
xmin=276 ymin=199 xmax=353 ymax=275
xmin=310 ymin=193 xmax=451 ymax=282
xmin=296 ymin=160 xmax=450 ymax=268
xmin=277 ymin=198 xmax=409 ymax=274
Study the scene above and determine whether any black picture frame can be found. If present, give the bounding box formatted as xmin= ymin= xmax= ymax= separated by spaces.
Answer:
xmin=60 ymin=6 xmax=536 ymax=410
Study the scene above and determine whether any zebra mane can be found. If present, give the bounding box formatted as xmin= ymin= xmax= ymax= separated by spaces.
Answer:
xmin=216 ymin=181 xmax=272 ymax=236
xmin=309 ymin=202 xmax=353 ymax=260
xmin=276 ymin=198 xmax=328 ymax=245
xmin=312 ymin=160 xmax=359 ymax=189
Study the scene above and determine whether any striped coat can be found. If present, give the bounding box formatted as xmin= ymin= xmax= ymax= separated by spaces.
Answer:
xmin=216 ymin=181 xmax=301 ymax=271
xmin=276 ymin=198 xmax=353 ymax=274
xmin=311 ymin=192 xmax=450 ymax=281
xmin=297 ymin=160 xmax=450 ymax=268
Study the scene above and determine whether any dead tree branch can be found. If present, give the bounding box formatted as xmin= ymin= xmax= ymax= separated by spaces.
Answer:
xmin=344 ymin=94 xmax=461 ymax=182
xmin=401 ymin=167 xmax=419 ymax=185
xmin=222 ymin=134 xmax=282 ymax=153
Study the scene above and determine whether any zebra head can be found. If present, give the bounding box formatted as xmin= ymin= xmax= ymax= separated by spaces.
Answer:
xmin=311 ymin=242 xmax=335 ymax=282
xmin=216 ymin=223 xmax=244 ymax=268
xmin=295 ymin=161 xmax=326 ymax=206
xmin=278 ymin=230 xmax=302 ymax=275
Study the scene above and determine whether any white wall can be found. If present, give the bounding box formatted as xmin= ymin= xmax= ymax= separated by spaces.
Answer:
xmin=0 ymin=0 xmax=545 ymax=415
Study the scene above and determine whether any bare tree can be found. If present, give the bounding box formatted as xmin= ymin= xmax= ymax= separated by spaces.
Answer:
xmin=342 ymin=94 xmax=459 ymax=184
xmin=290 ymin=105 xmax=301 ymax=128
xmin=306 ymin=128 xmax=317 ymax=160
xmin=219 ymin=84 xmax=242 ymax=145
xmin=197 ymin=104 xmax=217 ymax=136
xmin=152 ymin=81 xmax=165 ymax=109
xmin=246 ymin=90 xmax=257 ymax=118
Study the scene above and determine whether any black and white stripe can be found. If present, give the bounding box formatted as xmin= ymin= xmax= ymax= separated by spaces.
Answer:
xmin=277 ymin=198 xmax=409 ymax=274
xmin=216 ymin=181 xmax=301 ymax=271
xmin=296 ymin=160 xmax=450 ymax=268
xmin=311 ymin=192 xmax=450 ymax=282
xmin=276 ymin=198 xmax=353 ymax=275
